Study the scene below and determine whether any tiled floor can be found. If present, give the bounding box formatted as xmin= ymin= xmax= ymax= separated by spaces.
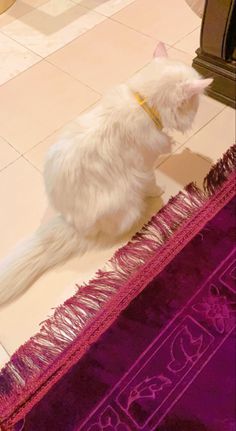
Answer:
xmin=0 ymin=0 xmax=235 ymax=361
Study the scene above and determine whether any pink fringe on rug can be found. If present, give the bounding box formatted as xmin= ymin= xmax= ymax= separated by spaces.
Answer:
xmin=0 ymin=145 xmax=235 ymax=430
xmin=204 ymin=145 xmax=236 ymax=194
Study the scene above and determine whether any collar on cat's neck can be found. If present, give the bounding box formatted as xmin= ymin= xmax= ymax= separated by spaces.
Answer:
xmin=133 ymin=91 xmax=163 ymax=131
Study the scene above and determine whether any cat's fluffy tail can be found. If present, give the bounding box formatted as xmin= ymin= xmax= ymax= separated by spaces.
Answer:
xmin=0 ymin=216 xmax=84 ymax=305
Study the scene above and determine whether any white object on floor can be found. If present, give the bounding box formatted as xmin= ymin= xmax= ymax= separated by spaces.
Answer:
xmin=0 ymin=343 xmax=9 ymax=368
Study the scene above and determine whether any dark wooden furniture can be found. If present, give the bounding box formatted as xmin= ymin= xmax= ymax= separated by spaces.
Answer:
xmin=193 ymin=0 xmax=236 ymax=108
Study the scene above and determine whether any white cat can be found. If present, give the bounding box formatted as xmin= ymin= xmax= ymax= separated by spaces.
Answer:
xmin=0 ymin=42 xmax=212 ymax=305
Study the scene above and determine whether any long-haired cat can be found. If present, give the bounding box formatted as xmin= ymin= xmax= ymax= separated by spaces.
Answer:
xmin=0 ymin=42 xmax=212 ymax=305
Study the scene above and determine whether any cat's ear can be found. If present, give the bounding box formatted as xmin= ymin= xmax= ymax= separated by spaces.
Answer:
xmin=153 ymin=41 xmax=168 ymax=58
xmin=182 ymin=78 xmax=213 ymax=97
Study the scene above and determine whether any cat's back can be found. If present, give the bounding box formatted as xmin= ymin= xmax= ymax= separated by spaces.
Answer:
xmin=44 ymin=85 xmax=131 ymax=188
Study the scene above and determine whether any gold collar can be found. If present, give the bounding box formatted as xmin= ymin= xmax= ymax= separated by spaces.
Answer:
xmin=133 ymin=91 xmax=163 ymax=131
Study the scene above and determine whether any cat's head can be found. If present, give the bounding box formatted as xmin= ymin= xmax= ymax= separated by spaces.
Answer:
xmin=130 ymin=42 xmax=213 ymax=132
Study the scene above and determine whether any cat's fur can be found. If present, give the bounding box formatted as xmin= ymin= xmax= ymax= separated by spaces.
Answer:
xmin=0 ymin=43 xmax=212 ymax=305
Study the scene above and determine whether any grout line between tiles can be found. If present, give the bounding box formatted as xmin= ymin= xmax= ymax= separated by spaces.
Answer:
xmin=155 ymin=104 xmax=227 ymax=168
xmin=171 ymin=24 xmax=201 ymax=47
xmin=43 ymin=14 xmax=169 ymax=93
xmin=22 ymin=97 xmax=101 ymax=158
xmin=0 ymin=155 xmax=23 ymax=173
xmin=70 ymin=0 xmax=137 ymax=18
xmin=42 ymin=13 xmax=160 ymax=67
xmin=69 ymin=0 xmax=202 ymax=48
xmin=0 ymin=28 xmax=45 ymax=58
xmin=180 ymin=105 xmax=227 ymax=162
xmin=0 ymin=153 xmax=45 ymax=176
xmin=109 ymin=18 xmax=200 ymax=47
xmin=0 ymin=48 xmax=101 ymax=102
xmin=0 ymin=135 xmax=21 ymax=156
xmin=0 ymin=2 xmax=226 ymax=171
xmin=0 ymin=43 xmax=100 ymax=105
xmin=0 ymin=56 xmax=44 ymax=89
xmin=167 ymin=44 xmax=193 ymax=60
xmin=0 ymin=5 xmax=200 ymax=89
xmin=0 ymin=3 xmax=108 ymax=61
xmin=22 ymin=155 xmax=43 ymax=174
xmin=45 ymin=56 xmax=102 ymax=95
xmin=1 ymin=102 xmax=227 ymax=176
xmin=109 ymin=14 xmax=163 ymax=42
xmin=107 ymin=9 xmax=190 ymax=48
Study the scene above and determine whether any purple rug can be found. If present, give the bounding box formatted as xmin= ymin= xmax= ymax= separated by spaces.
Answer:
xmin=0 ymin=146 xmax=235 ymax=431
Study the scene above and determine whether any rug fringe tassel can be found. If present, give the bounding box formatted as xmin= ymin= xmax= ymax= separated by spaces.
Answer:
xmin=0 ymin=145 xmax=235 ymax=424
xmin=204 ymin=144 xmax=236 ymax=194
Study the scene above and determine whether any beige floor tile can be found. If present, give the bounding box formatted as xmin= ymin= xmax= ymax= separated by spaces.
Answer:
xmin=0 ymin=343 xmax=9 ymax=369
xmin=0 ymin=158 xmax=47 ymax=258
xmin=174 ymin=26 xmax=200 ymax=56
xmin=167 ymin=46 xmax=193 ymax=66
xmin=48 ymin=19 xmax=156 ymax=93
xmin=171 ymin=95 xmax=225 ymax=145
xmin=24 ymin=0 xmax=49 ymax=6
xmin=1 ymin=0 xmax=105 ymax=57
xmin=0 ymin=136 xmax=19 ymax=170
xmin=0 ymin=1 xmax=48 ymax=27
xmin=72 ymin=0 xmax=108 ymax=8
xmin=39 ymin=0 xmax=80 ymax=16
xmin=0 ymin=61 xmax=99 ymax=153
xmin=0 ymin=32 xmax=41 ymax=85
xmin=74 ymin=0 xmax=136 ymax=16
xmin=0 ymin=0 xmax=38 ymax=27
xmin=184 ymin=107 xmax=235 ymax=162
xmin=113 ymin=0 xmax=200 ymax=45
xmin=155 ymin=147 xmax=212 ymax=204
